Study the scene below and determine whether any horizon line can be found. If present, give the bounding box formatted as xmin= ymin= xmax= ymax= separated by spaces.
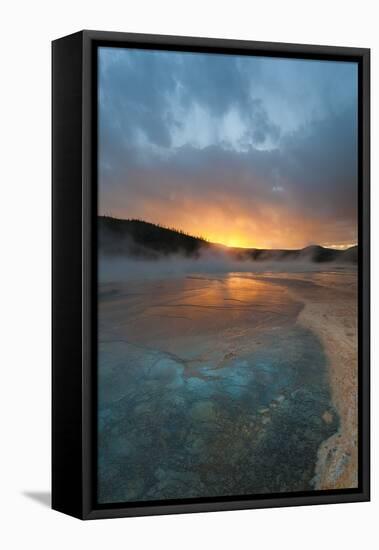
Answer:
xmin=98 ymin=214 xmax=357 ymax=252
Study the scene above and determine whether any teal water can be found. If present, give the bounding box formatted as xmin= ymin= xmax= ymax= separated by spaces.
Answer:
xmin=97 ymin=274 xmax=338 ymax=503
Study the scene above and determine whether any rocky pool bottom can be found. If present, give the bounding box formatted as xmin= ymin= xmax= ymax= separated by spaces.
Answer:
xmin=97 ymin=274 xmax=341 ymax=503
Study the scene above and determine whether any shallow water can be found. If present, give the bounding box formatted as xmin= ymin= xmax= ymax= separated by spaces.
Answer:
xmin=98 ymin=273 xmax=338 ymax=503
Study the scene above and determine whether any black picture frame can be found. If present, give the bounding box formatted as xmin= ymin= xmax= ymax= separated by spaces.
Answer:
xmin=52 ymin=30 xmax=370 ymax=520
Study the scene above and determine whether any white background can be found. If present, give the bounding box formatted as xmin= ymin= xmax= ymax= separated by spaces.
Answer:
xmin=0 ymin=1 xmax=376 ymax=548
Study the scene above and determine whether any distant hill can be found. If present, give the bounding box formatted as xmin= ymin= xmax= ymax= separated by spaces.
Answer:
xmin=99 ymin=216 xmax=209 ymax=259
xmin=98 ymin=216 xmax=358 ymax=264
xmin=340 ymin=245 xmax=358 ymax=263
xmin=233 ymin=244 xmax=357 ymax=264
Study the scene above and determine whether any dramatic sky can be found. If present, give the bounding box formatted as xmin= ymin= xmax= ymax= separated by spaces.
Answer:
xmin=98 ymin=47 xmax=358 ymax=249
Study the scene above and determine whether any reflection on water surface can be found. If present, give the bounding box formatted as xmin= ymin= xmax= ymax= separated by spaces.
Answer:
xmin=98 ymin=274 xmax=338 ymax=503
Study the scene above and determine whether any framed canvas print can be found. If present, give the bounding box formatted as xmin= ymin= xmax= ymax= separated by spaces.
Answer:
xmin=52 ymin=30 xmax=370 ymax=519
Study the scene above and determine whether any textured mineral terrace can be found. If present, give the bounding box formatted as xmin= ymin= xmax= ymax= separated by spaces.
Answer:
xmin=97 ymin=267 xmax=357 ymax=502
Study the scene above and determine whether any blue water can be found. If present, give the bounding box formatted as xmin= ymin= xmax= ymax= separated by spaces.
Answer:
xmin=97 ymin=275 xmax=338 ymax=503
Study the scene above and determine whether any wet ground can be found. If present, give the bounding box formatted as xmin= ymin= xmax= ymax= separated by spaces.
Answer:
xmin=97 ymin=273 xmax=339 ymax=503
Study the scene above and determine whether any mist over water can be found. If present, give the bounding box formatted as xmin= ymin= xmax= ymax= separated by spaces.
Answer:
xmin=99 ymin=252 xmax=351 ymax=283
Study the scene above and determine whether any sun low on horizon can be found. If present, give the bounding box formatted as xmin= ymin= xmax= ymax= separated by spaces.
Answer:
xmin=99 ymin=212 xmax=357 ymax=251
xmin=98 ymin=47 xmax=358 ymax=251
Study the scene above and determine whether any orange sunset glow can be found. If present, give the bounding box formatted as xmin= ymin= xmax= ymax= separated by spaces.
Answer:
xmin=103 ymin=200 xmax=357 ymax=251
xmin=98 ymin=48 xmax=358 ymax=252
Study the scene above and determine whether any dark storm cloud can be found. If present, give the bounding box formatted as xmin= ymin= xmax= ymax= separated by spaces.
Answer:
xmin=99 ymin=49 xmax=176 ymax=148
xmin=99 ymin=49 xmax=280 ymax=152
xmin=98 ymin=47 xmax=358 ymax=248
